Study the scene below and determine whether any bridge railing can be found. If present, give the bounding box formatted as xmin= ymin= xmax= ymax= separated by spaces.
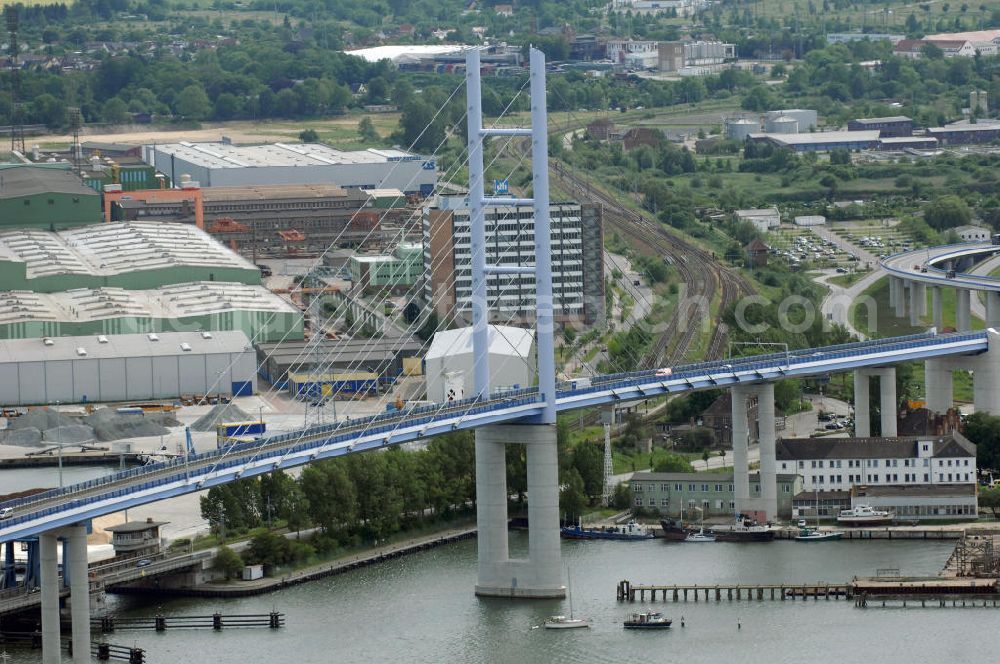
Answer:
xmin=884 ymin=243 xmax=1000 ymax=282
xmin=0 ymin=392 xmax=546 ymax=528
xmin=556 ymin=331 xmax=988 ymax=400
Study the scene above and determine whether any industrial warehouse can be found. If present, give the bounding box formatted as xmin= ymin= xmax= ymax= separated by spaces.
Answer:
xmin=0 ymin=330 xmax=257 ymax=405
xmin=0 ymin=222 xmax=301 ymax=342
xmin=141 ymin=142 xmax=438 ymax=195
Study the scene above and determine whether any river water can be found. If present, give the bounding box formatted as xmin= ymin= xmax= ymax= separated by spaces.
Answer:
xmin=0 ymin=466 xmax=119 ymax=495
xmin=5 ymin=533 xmax=995 ymax=664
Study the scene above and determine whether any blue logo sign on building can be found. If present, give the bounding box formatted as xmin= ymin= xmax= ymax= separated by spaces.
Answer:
xmin=493 ymin=179 xmax=509 ymax=195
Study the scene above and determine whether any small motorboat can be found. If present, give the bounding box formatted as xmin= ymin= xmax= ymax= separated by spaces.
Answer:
xmin=794 ymin=528 xmax=844 ymax=542
xmin=624 ymin=611 xmax=672 ymax=629
xmin=543 ymin=615 xmax=591 ymax=629
xmin=684 ymin=528 xmax=716 ymax=543
xmin=837 ymin=505 xmax=894 ymax=526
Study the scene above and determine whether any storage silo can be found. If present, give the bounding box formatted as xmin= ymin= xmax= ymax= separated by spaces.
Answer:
xmin=765 ymin=115 xmax=798 ymax=134
xmin=725 ymin=118 xmax=759 ymax=140
xmin=765 ymin=109 xmax=817 ymax=130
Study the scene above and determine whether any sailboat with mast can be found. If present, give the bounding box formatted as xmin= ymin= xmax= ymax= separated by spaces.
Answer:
xmin=544 ymin=569 xmax=591 ymax=629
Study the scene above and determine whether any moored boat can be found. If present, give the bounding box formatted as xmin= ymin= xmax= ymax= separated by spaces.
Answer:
xmin=560 ymin=520 xmax=654 ymax=541
xmin=794 ymin=528 xmax=844 ymax=542
xmin=623 ymin=612 xmax=672 ymax=629
xmin=836 ymin=505 xmax=894 ymax=526
xmin=543 ymin=615 xmax=591 ymax=629
xmin=712 ymin=515 xmax=774 ymax=542
xmin=659 ymin=519 xmax=688 ymax=541
xmin=684 ymin=528 xmax=716 ymax=543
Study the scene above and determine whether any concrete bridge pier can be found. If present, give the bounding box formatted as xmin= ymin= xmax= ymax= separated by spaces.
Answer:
xmin=909 ymin=281 xmax=925 ymax=327
xmin=37 ymin=526 xmax=91 ymax=664
xmin=40 ymin=532 xmax=60 ymax=664
xmin=956 ymin=289 xmax=972 ymax=331
xmin=932 ymin=287 xmax=943 ymax=330
xmin=475 ymin=424 xmax=564 ymax=599
xmin=924 ymin=359 xmax=954 ymax=414
xmin=973 ymin=331 xmax=1000 ymax=415
xmin=893 ymin=279 xmax=907 ymax=319
xmin=853 ymin=368 xmax=897 ymax=437
xmin=1 ymin=541 xmax=14 ymax=588
xmin=986 ymin=292 xmax=1000 ymax=329
xmin=67 ymin=525 xmax=91 ymax=664
xmin=731 ymin=383 xmax=777 ymax=520
xmin=730 ymin=385 xmax=752 ymax=515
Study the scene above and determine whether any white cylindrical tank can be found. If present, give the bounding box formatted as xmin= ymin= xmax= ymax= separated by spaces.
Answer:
xmin=725 ymin=118 xmax=758 ymax=140
xmin=765 ymin=116 xmax=798 ymax=134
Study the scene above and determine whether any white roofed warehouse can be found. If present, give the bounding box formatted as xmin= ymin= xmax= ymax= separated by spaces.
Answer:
xmin=424 ymin=325 xmax=535 ymax=403
xmin=142 ymin=142 xmax=437 ymax=197
xmin=0 ymin=222 xmax=302 ymax=342
xmin=0 ymin=330 xmax=257 ymax=405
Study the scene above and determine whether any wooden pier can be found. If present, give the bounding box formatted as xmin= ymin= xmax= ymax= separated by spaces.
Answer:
xmin=616 ymin=580 xmax=851 ymax=602
xmin=0 ymin=631 xmax=144 ymax=662
xmin=93 ymin=611 xmax=285 ymax=632
xmin=618 ymin=575 xmax=1000 ymax=608
xmin=770 ymin=528 xmax=962 ymax=541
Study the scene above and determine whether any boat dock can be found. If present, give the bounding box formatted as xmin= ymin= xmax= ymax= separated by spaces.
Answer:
xmin=94 ymin=612 xmax=285 ymax=632
xmin=771 ymin=528 xmax=962 ymax=540
xmin=618 ymin=575 xmax=1000 ymax=607
xmin=852 ymin=577 xmax=1000 ymax=607
xmin=616 ymin=580 xmax=852 ymax=602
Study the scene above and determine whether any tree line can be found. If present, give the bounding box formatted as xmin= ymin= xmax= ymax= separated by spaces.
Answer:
xmin=201 ymin=423 xmax=614 ymax=574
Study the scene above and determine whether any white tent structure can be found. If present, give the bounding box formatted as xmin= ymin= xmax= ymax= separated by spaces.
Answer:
xmin=424 ymin=325 xmax=535 ymax=403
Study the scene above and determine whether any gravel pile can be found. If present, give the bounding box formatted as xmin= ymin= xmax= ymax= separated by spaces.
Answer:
xmin=191 ymin=403 xmax=252 ymax=431
xmin=0 ymin=427 xmax=43 ymax=446
xmin=7 ymin=407 xmax=79 ymax=432
xmin=84 ymin=408 xmax=179 ymax=442
xmin=42 ymin=424 xmax=97 ymax=444
xmin=1 ymin=406 xmax=185 ymax=445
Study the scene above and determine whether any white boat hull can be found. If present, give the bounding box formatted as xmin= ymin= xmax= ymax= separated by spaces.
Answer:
xmin=544 ymin=619 xmax=591 ymax=629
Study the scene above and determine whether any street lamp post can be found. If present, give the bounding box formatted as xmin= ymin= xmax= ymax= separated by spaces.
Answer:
xmin=55 ymin=400 xmax=63 ymax=490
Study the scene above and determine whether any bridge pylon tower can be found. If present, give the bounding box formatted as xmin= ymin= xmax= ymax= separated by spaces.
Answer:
xmin=467 ymin=47 xmax=564 ymax=598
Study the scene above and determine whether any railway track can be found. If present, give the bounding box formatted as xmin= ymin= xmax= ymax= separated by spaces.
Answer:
xmin=550 ymin=161 xmax=752 ymax=369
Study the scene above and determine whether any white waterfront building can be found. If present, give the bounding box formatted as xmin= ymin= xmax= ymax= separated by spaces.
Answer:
xmin=777 ymin=434 xmax=977 ymax=492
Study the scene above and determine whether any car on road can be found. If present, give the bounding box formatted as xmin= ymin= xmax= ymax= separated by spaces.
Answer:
xmin=797 ymin=519 xmax=808 ymax=528
xmin=136 ymin=559 xmax=152 ymax=568
xmin=836 ymin=267 xmax=848 ymax=274
xmin=0 ymin=507 xmax=13 ymax=520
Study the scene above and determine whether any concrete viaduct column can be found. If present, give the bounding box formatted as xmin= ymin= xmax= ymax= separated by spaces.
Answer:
xmin=893 ymin=279 xmax=907 ymax=319
xmin=956 ymin=289 xmax=972 ymax=331
xmin=68 ymin=525 xmax=91 ymax=664
xmin=730 ymin=385 xmax=752 ymax=516
xmin=973 ymin=330 xmax=1000 ymax=416
xmin=879 ymin=367 xmax=897 ymax=437
xmin=925 ymin=359 xmax=954 ymax=414
xmin=888 ymin=276 xmax=897 ymax=308
xmin=985 ymin=292 xmax=1000 ymax=329
xmin=853 ymin=370 xmax=871 ymax=437
xmin=854 ymin=368 xmax=896 ymax=436
xmin=932 ymin=287 xmax=943 ymax=331
xmin=755 ymin=383 xmax=778 ymax=521
xmin=39 ymin=532 xmax=60 ymax=664
xmin=909 ymin=281 xmax=923 ymax=326
xmin=475 ymin=424 xmax=564 ymax=598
